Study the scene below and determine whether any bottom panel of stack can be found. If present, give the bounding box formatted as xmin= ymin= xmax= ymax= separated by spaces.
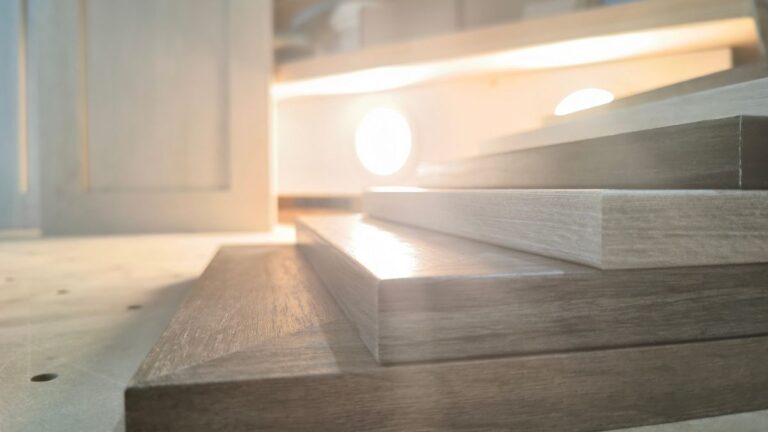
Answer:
xmin=125 ymin=240 xmax=768 ymax=432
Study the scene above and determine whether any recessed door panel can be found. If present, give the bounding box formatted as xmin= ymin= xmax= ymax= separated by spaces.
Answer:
xmin=88 ymin=0 xmax=229 ymax=191
xmin=29 ymin=0 xmax=274 ymax=234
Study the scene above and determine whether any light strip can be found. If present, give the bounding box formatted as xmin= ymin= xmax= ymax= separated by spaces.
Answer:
xmin=273 ymin=18 xmax=756 ymax=100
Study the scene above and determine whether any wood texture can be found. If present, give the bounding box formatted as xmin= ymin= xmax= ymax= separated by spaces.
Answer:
xmin=364 ymin=189 xmax=768 ymax=270
xmin=28 ymin=0 xmax=274 ymax=234
xmin=131 ymin=246 xmax=334 ymax=384
xmin=481 ymin=74 xmax=768 ymax=155
xmin=0 ymin=0 xmax=35 ymax=230
xmin=419 ymin=116 xmax=768 ymax=189
xmin=557 ymin=63 xmax=768 ymax=120
xmin=297 ymin=214 xmax=768 ymax=364
xmin=88 ymin=0 xmax=229 ymax=191
xmin=126 ymin=245 xmax=768 ymax=431
xmin=276 ymin=0 xmax=758 ymax=83
xmin=0 ymin=230 xmax=294 ymax=432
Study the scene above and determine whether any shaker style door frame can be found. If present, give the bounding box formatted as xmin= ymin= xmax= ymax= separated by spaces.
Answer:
xmin=28 ymin=0 xmax=274 ymax=234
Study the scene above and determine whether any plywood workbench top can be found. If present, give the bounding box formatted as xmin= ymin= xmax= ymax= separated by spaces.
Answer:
xmin=0 ymin=228 xmax=294 ymax=432
xmin=1 ymin=227 xmax=767 ymax=431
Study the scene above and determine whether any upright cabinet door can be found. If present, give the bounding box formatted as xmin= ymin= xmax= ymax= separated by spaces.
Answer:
xmin=28 ymin=0 xmax=274 ymax=234
xmin=0 ymin=0 xmax=36 ymax=230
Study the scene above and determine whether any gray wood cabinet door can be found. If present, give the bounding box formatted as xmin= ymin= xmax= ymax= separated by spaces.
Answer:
xmin=28 ymin=0 xmax=274 ymax=234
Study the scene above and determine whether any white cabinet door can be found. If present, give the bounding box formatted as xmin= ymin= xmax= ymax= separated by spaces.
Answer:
xmin=0 ymin=0 xmax=37 ymax=230
xmin=28 ymin=0 xmax=274 ymax=234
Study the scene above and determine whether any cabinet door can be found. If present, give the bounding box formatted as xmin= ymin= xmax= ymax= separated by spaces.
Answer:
xmin=0 ymin=0 xmax=36 ymax=230
xmin=28 ymin=0 xmax=274 ymax=234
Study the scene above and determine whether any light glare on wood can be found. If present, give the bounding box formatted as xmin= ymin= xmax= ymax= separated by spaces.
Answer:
xmin=554 ymin=88 xmax=615 ymax=116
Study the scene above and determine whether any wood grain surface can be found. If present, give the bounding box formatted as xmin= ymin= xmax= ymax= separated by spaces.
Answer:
xmin=558 ymin=64 xmax=768 ymax=120
xmin=364 ymin=188 xmax=768 ymax=269
xmin=481 ymin=75 xmax=768 ymax=155
xmin=0 ymin=229 xmax=294 ymax=432
xmin=419 ymin=116 xmax=768 ymax=189
xmin=126 ymin=245 xmax=768 ymax=432
xmin=131 ymin=246 xmax=337 ymax=384
xmin=297 ymin=215 xmax=768 ymax=364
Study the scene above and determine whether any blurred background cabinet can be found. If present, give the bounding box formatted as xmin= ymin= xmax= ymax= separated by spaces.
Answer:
xmin=0 ymin=0 xmax=35 ymax=230
xmin=2 ymin=0 xmax=274 ymax=235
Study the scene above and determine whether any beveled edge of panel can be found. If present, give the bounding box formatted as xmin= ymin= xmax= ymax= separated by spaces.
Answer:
xmin=128 ymin=245 xmax=346 ymax=388
xmin=295 ymin=216 xmax=382 ymax=360
xmin=299 ymin=212 xmax=592 ymax=279
xmin=296 ymin=213 xmax=600 ymax=362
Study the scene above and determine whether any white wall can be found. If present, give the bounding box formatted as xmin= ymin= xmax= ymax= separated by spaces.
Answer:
xmin=276 ymin=49 xmax=731 ymax=195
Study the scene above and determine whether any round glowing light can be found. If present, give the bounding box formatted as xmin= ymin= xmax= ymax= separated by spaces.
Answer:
xmin=355 ymin=107 xmax=412 ymax=176
xmin=554 ymin=88 xmax=615 ymax=116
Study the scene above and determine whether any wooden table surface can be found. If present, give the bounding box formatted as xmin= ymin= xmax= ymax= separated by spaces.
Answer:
xmin=1 ymin=227 xmax=767 ymax=431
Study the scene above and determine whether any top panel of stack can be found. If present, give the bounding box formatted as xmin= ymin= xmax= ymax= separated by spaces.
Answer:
xmin=419 ymin=115 xmax=768 ymax=189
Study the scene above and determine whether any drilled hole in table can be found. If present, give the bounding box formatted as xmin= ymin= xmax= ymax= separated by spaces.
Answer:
xmin=57 ymin=289 xmax=69 ymax=295
xmin=127 ymin=304 xmax=142 ymax=310
xmin=30 ymin=373 xmax=58 ymax=382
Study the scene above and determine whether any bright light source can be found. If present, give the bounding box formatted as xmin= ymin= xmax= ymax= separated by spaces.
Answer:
xmin=554 ymin=88 xmax=614 ymax=116
xmin=274 ymin=18 xmax=754 ymax=99
xmin=355 ymin=108 xmax=412 ymax=176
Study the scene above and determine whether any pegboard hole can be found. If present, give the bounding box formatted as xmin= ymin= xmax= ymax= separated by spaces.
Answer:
xmin=30 ymin=373 xmax=58 ymax=382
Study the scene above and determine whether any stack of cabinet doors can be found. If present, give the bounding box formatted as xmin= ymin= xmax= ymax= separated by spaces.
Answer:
xmin=126 ymin=77 xmax=768 ymax=432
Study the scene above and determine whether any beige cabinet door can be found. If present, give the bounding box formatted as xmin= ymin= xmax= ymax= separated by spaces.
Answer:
xmin=28 ymin=0 xmax=274 ymax=234
xmin=0 ymin=0 xmax=36 ymax=230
